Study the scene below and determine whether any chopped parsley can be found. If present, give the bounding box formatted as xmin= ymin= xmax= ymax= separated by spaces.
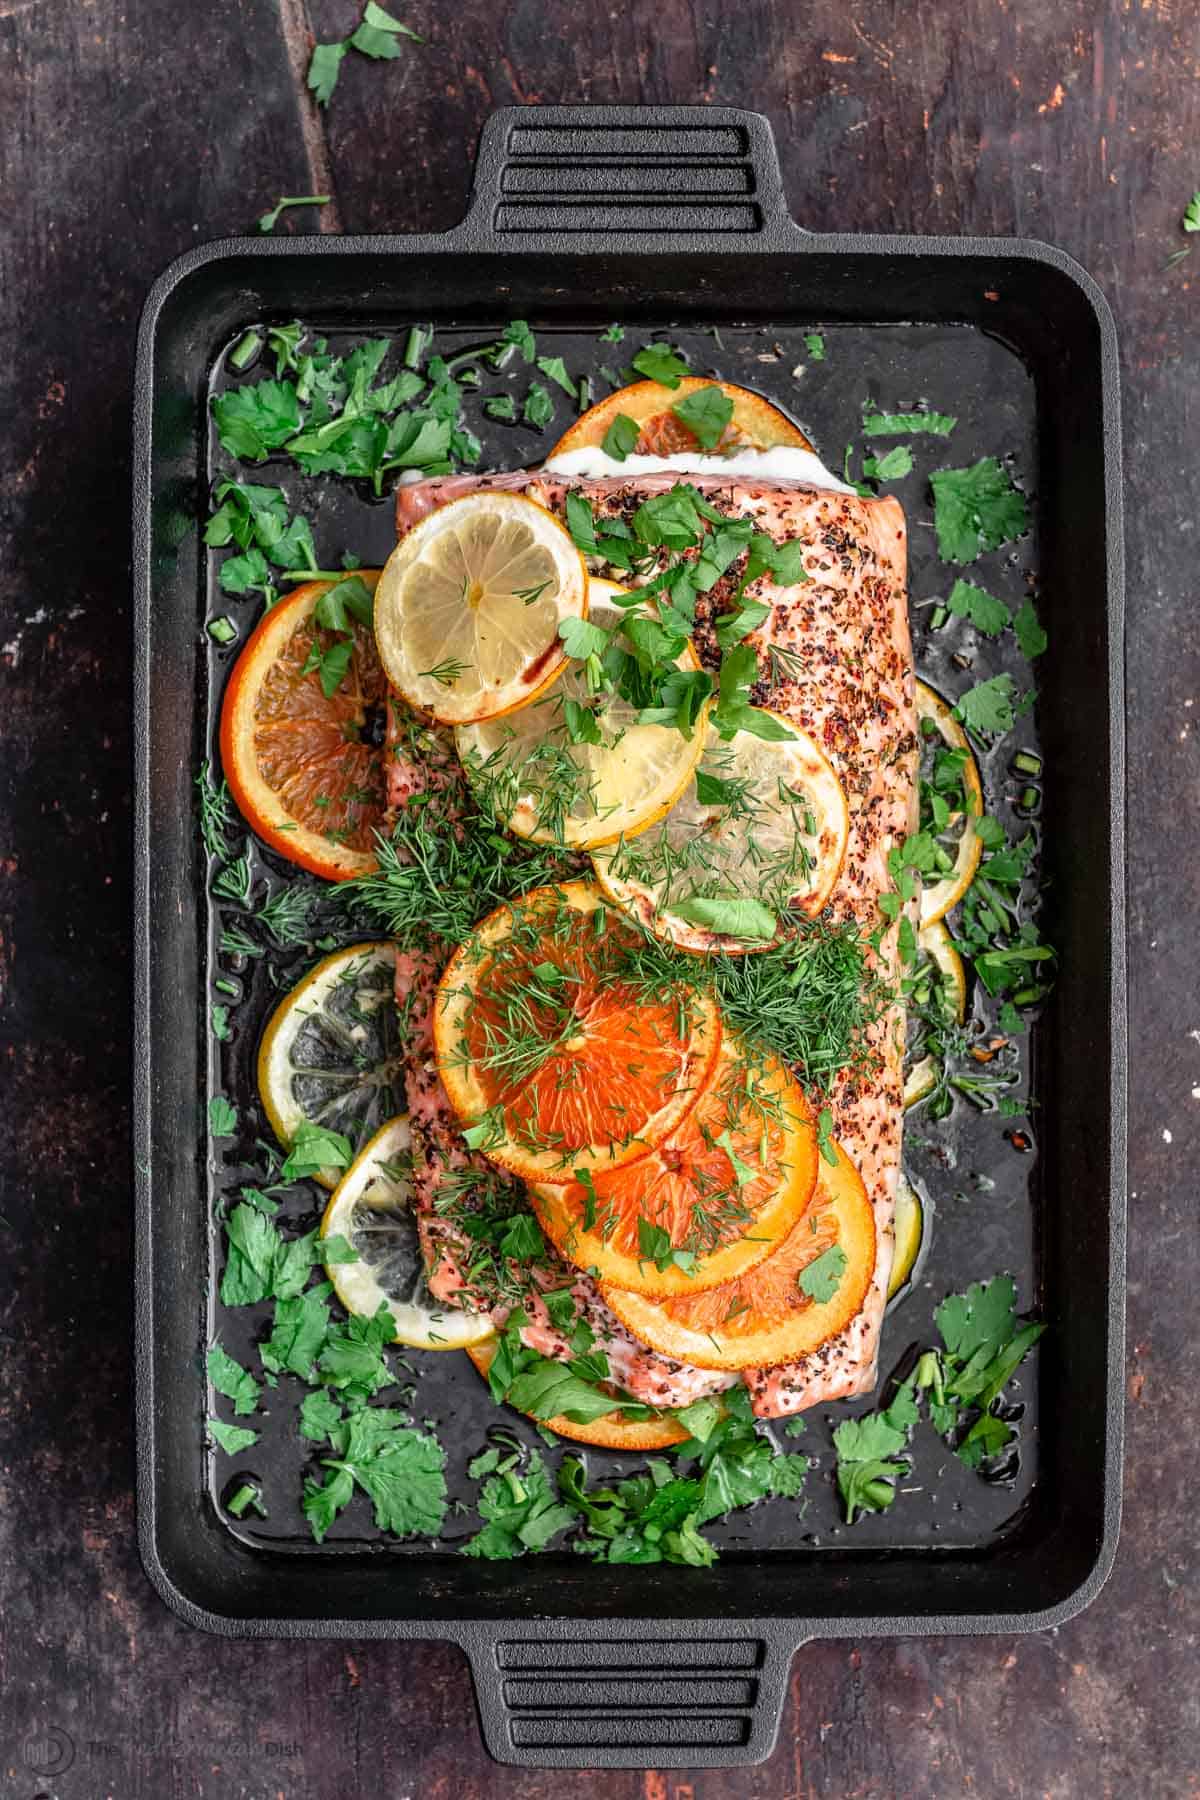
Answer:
xmin=944 ymin=577 xmax=1009 ymax=636
xmin=930 ymin=457 xmax=1029 ymax=563
xmin=307 ymin=4 xmax=423 ymax=106
xmin=863 ymin=407 xmax=955 ymax=436
xmin=799 ymin=1242 xmax=846 ymax=1303
xmin=952 ymin=672 xmax=1020 ymax=737
xmin=302 ymin=1406 xmax=447 ymax=1542
xmin=630 ymin=342 xmax=690 ymax=387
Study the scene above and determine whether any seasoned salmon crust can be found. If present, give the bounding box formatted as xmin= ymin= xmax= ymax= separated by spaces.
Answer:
xmin=391 ymin=468 xmax=917 ymax=1417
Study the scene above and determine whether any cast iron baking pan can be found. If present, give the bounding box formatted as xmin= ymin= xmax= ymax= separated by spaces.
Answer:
xmin=133 ymin=105 xmax=1127 ymax=1769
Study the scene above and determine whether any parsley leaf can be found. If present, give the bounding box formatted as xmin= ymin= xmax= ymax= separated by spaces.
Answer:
xmin=862 ymin=445 xmax=913 ymax=482
xmin=671 ymin=384 xmax=734 ymax=450
xmin=953 ymin=673 xmax=1019 ymax=737
xmin=206 ymin=1344 xmax=260 ymax=1417
xmin=259 ymin=1284 xmax=333 ymax=1381
xmin=1013 ymin=597 xmax=1047 ymax=659
xmin=601 ymin=413 xmax=640 ymax=461
xmin=350 ymin=2 xmax=424 ymax=58
xmin=462 ymin=1449 xmax=577 ymax=1558
xmin=833 ymin=1411 xmax=910 ymax=1523
xmin=930 ymin=458 xmax=1029 ymax=563
xmin=308 ymin=1408 xmax=446 ymax=1541
xmin=208 ymin=1418 xmax=259 ymax=1455
xmin=798 ymin=1243 xmax=847 ymax=1302
xmin=672 ymin=895 xmax=777 ymax=942
xmin=804 ymin=332 xmax=825 ymax=360
xmin=523 ymin=382 xmax=554 ymax=429
xmin=1184 ymin=192 xmax=1200 ymax=233
xmin=862 ymin=408 xmax=956 ymax=437
xmin=945 ymin=578 xmax=1010 ymax=637
xmin=280 ymin=1122 xmax=355 ymax=1180
xmin=535 ymin=354 xmax=575 ymax=395
xmin=208 ymin=1095 xmax=237 ymax=1139
xmin=631 ymin=343 xmax=690 ymax=388
xmin=307 ymin=40 xmax=348 ymax=105
xmin=212 ymin=380 xmax=303 ymax=462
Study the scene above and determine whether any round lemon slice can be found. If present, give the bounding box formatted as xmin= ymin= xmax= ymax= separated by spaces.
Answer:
xmin=592 ymin=715 xmax=849 ymax=953
xmin=916 ymin=679 xmax=985 ymax=925
xmin=320 ymin=1118 xmax=494 ymax=1349
xmin=887 ymin=1174 xmax=926 ymax=1300
xmin=903 ymin=920 xmax=968 ymax=1110
xmin=374 ymin=491 xmax=588 ymax=726
xmin=257 ymin=941 xmax=405 ymax=1188
xmin=455 ymin=579 xmax=706 ymax=848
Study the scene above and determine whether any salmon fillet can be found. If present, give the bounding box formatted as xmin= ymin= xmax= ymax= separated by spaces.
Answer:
xmin=392 ymin=468 xmax=917 ymax=1418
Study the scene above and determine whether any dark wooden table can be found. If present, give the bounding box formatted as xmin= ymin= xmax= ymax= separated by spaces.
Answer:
xmin=1 ymin=2 xmax=1192 ymax=1794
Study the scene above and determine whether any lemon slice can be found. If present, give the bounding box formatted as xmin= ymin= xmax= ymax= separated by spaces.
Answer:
xmin=903 ymin=921 xmax=968 ymax=1110
xmin=887 ymin=1174 xmax=926 ymax=1300
xmin=916 ymin=679 xmax=985 ymax=925
xmin=319 ymin=1118 xmax=494 ymax=1350
xmin=374 ymin=491 xmax=588 ymax=726
xmin=257 ymin=941 xmax=405 ymax=1188
xmin=592 ymin=714 xmax=849 ymax=953
xmin=455 ymin=579 xmax=706 ymax=848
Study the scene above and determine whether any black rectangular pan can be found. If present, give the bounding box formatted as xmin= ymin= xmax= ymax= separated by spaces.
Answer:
xmin=133 ymin=104 xmax=1126 ymax=1770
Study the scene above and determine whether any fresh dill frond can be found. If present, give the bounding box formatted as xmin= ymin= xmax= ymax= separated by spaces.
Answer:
xmin=255 ymin=885 xmax=317 ymax=948
xmin=616 ymin=916 xmax=885 ymax=1089
xmin=212 ymin=853 xmax=252 ymax=906
xmin=343 ymin=795 xmax=583 ymax=949
xmin=197 ymin=760 xmax=235 ymax=860
xmin=219 ymin=923 xmax=265 ymax=959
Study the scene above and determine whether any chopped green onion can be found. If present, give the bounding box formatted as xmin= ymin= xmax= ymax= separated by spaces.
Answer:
xmin=1019 ymin=786 xmax=1040 ymax=812
xmin=226 ymin=1481 xmax=268 ymax=1519
xmin=1012 ymin=750 xmax=1043 ymax=777
xmin=577 ymin=376 xmax=592 ymax=412
xmin=214 ymin=977 xmax=240 ymax=998
xmin=403 ymin=323 xmax=433 ymax=369
xmin=207 ymin=616 xmax=238 ymax=645
xmin=229 ymin=330 xmax=263 ymax=371
xmin=929 ymin=604 xmax=949 ymax=630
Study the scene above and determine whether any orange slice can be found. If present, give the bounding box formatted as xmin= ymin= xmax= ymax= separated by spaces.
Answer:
xmin=602 ymin=1138 xmax=876 ymax=1371
xmin=433 ymin=880 xmax=722 ymax=1182
xmin=550 ymin=378 xmax=813 ymax=461
xmin=465 ymin=1340 xmax=689 ymax=1450
xmin=219 ymin=573 xmax=386 ymax=881
xmin=530 ymin=1031 xmax=818 ymax=1299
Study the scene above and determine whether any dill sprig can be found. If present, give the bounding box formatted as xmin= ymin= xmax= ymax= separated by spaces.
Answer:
xmin=212 ymin=853 xmax=252 ymax=906
xmin=197 ymin=760 xmax=235 ymax=860
xmin=256 ymin=884 xmax=317 ymax=947
xmin=343 ymin=794 xmax=583 ymax=949
xmin=616 ymin=916 xmax=885 ymax=1090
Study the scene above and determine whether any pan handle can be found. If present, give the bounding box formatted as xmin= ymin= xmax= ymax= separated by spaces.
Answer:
xmin=463 ymin=1625 xmax=798 ymax=1769
xmin=454 ymin=104 xmax=801 ymax=245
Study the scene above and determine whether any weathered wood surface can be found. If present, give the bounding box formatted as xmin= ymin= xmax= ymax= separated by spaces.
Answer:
xmin=0 ymin=0 xmax=1195 ymax=1793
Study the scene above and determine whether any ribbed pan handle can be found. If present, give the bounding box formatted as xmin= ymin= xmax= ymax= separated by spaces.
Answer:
xmin=455 ymin=104 xmax=797 ymax=243
xmin=464 ymin=1627 xmax=796 ymax=1769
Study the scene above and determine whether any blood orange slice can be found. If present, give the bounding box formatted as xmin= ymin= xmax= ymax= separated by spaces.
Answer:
xmin=550 ymin=378 xmax=813 ymax=461
xmin=219 ymin=574 xmax=387 ymax=881
xmin=530 ymin=1032 xmax=819 ymax=1299
xmin=601 ymin=1138 xmax=876 ymax=1371
xmin=432 ymin=880 xmax=722 ymax=1182
xmin=464 ymin=1340 xmax=689 ymax=1450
